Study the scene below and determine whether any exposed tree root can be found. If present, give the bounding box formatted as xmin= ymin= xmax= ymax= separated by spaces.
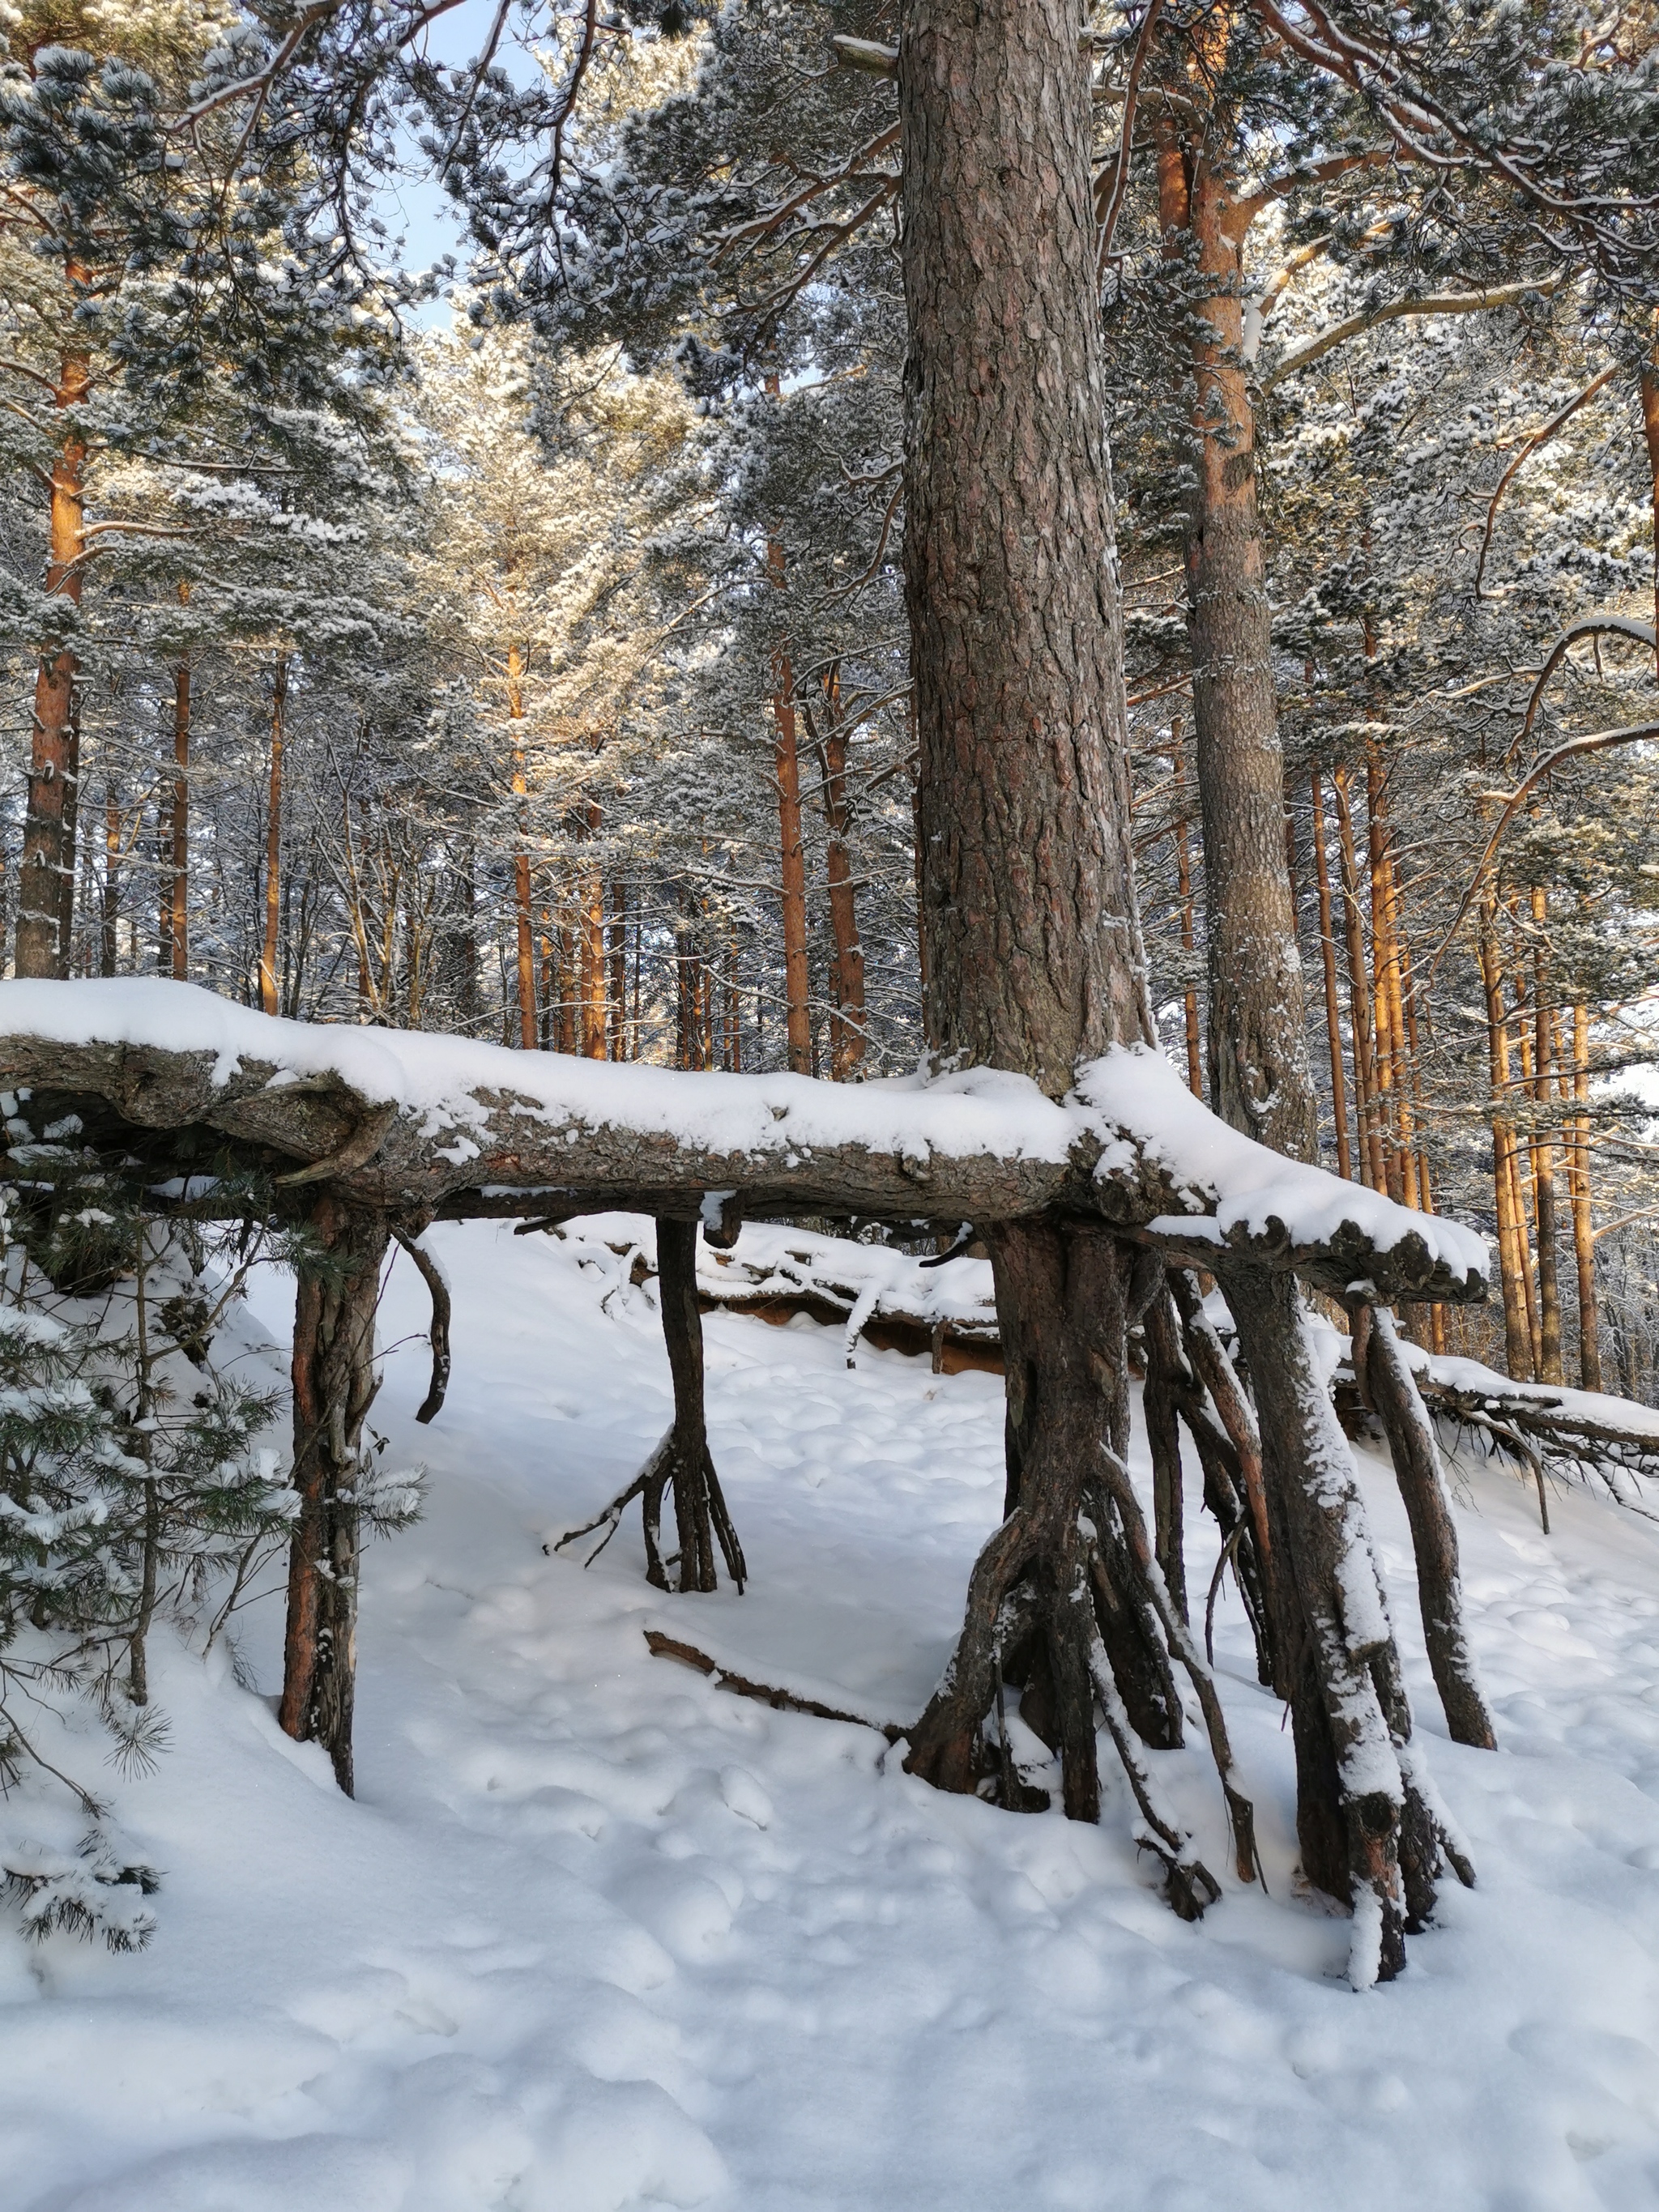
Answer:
xmin=554 ymin=1218 xmax=746 ymax=1594
xmin=903 ymin=1221 xmax=1236 ymax=1919
xmin=279 ymin=1197 xmax=388 ymax=1796
xmin=1351 ymin=1302 xmax=1496 ymax=1750
xmin=1226 ymin=1264 xmax=1474 ymax=1985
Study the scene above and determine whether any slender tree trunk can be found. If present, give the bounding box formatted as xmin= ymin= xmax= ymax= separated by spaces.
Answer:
xmin=279 ymin=1198 xmax=388 ymax=1795
xmin=258 ymin=655 xmax=288 ymax=1017
xmin=1174 ymin=126 xmax=1316 ymax=1159
xmin=163 ymin=582 xmax=190 ymax=978
xmin=1528 ymin=889 xmax=1565 ymax=1385
xmin=770 ymin=622 xmax=813 ymax=1074
xmin=1640 ymin=339 xmax=1659 ymax=676
xmin=819 ymin=685 xmax=867 ymax=1080
xmin=17 ymin=342 xmax=90 ymax=980
xmin=581 ymin=796 xmax=606 ymax=1059
xmin=1310 ymin=769 xmax=1352 ymax=1178
xmin=1366 ymin=752 xmax=1410 ymax=1203
xmin=608 ymin=880 xmax=627 ymax=1059
xmin=1333 ymin=765 xmax=1384 ymax=1189
xmin=100 ymin=784 xmax=119 ymax=976
xmin=507 ymin=644 xmax=536 ymax=1050
xmin=1569 ymin=1000 xmax=1602 ymax=1391
xmin=1509 ymin=950 xmax=1545 ymax=1376
xmin=167 ymin=657 xmax=190 ymax=977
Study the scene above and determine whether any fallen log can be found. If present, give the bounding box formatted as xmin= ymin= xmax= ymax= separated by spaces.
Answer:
xmin=0 ymin=981 xmax=1488 ymax=1307
xmin=0 ymin=981 xmax=1493 ymax=1877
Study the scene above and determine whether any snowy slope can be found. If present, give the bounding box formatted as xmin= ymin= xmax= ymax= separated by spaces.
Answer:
xmin=7 ymin=1220 xmax=1659 ymax=2211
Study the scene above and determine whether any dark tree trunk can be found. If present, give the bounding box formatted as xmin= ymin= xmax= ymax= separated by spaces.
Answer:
xmin=555 ymin=1217 xmax=746 ymax=1594
xmin=279 ymin=1197 xmax=389 ymax=1795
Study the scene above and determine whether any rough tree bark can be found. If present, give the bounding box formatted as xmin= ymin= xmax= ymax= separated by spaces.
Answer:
xmin=893 ymin=0 xmax=1240 ymax=1907
xmin=1161 ymin=68 xmax=1318 ymax=1161
xmin=279 ymin=1197 xmax=389 ymax=1795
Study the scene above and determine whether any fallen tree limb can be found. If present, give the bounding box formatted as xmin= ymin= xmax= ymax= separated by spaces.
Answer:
xmin=643 ymin=1628 xmax=904 ymax=1741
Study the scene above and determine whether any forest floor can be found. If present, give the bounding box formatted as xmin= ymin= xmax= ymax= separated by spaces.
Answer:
xmin=10 ymin=1220 xmax=1659 ymax=2211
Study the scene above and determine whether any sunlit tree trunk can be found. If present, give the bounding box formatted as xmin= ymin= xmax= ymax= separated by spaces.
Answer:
xmin=506 ymin=645 xmax=537 ymax=1049
xmin=580 ymin=796 xmax=606 ymax=1059
xmin=1310 ymin=769 xmax=1351 ymax=1178
xmin=258 ymin=654 xmax=288 ymax=1017
xmin=161 ymin=581 xmax=190 ymax=978
xmin=1528 ymin=887 xmax=1565 ymax=1384
xmin=18 ymin=340 xmax=91 ymax=979
xmin=1162 ymin=97 xmax=1316 ymax=1159
xmin=1568 ymin=999 xmax=1602 ymax=1390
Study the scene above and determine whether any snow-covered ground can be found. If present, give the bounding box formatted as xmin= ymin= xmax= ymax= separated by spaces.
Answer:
xmin=10 ymin=1220 xmax=1659 ymax=2210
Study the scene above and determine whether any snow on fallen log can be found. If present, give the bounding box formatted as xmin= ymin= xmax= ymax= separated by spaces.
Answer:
xmin=0 ymin=980 xmax=1487 ymax=1302
xmin=551 ymin=1213 xmax=1000 ymax=1370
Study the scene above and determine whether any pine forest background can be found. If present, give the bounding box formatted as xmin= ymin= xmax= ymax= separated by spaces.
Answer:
xmin=3 ymin=0 xmax=1658 ymax=1399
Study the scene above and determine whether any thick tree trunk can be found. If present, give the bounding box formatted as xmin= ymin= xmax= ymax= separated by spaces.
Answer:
xmin=902 ymin=0 xmax=1149 ymax=1081
xmin=279 ymin=1198 xmax=388 ymax=1795
xmin=258 ymin=655 xmax=288 ymax=1018
xmin=17 ymin=346 xmax=90 ymax=981
xmin=894 ymin=0 xmax=1239 ymax=1912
